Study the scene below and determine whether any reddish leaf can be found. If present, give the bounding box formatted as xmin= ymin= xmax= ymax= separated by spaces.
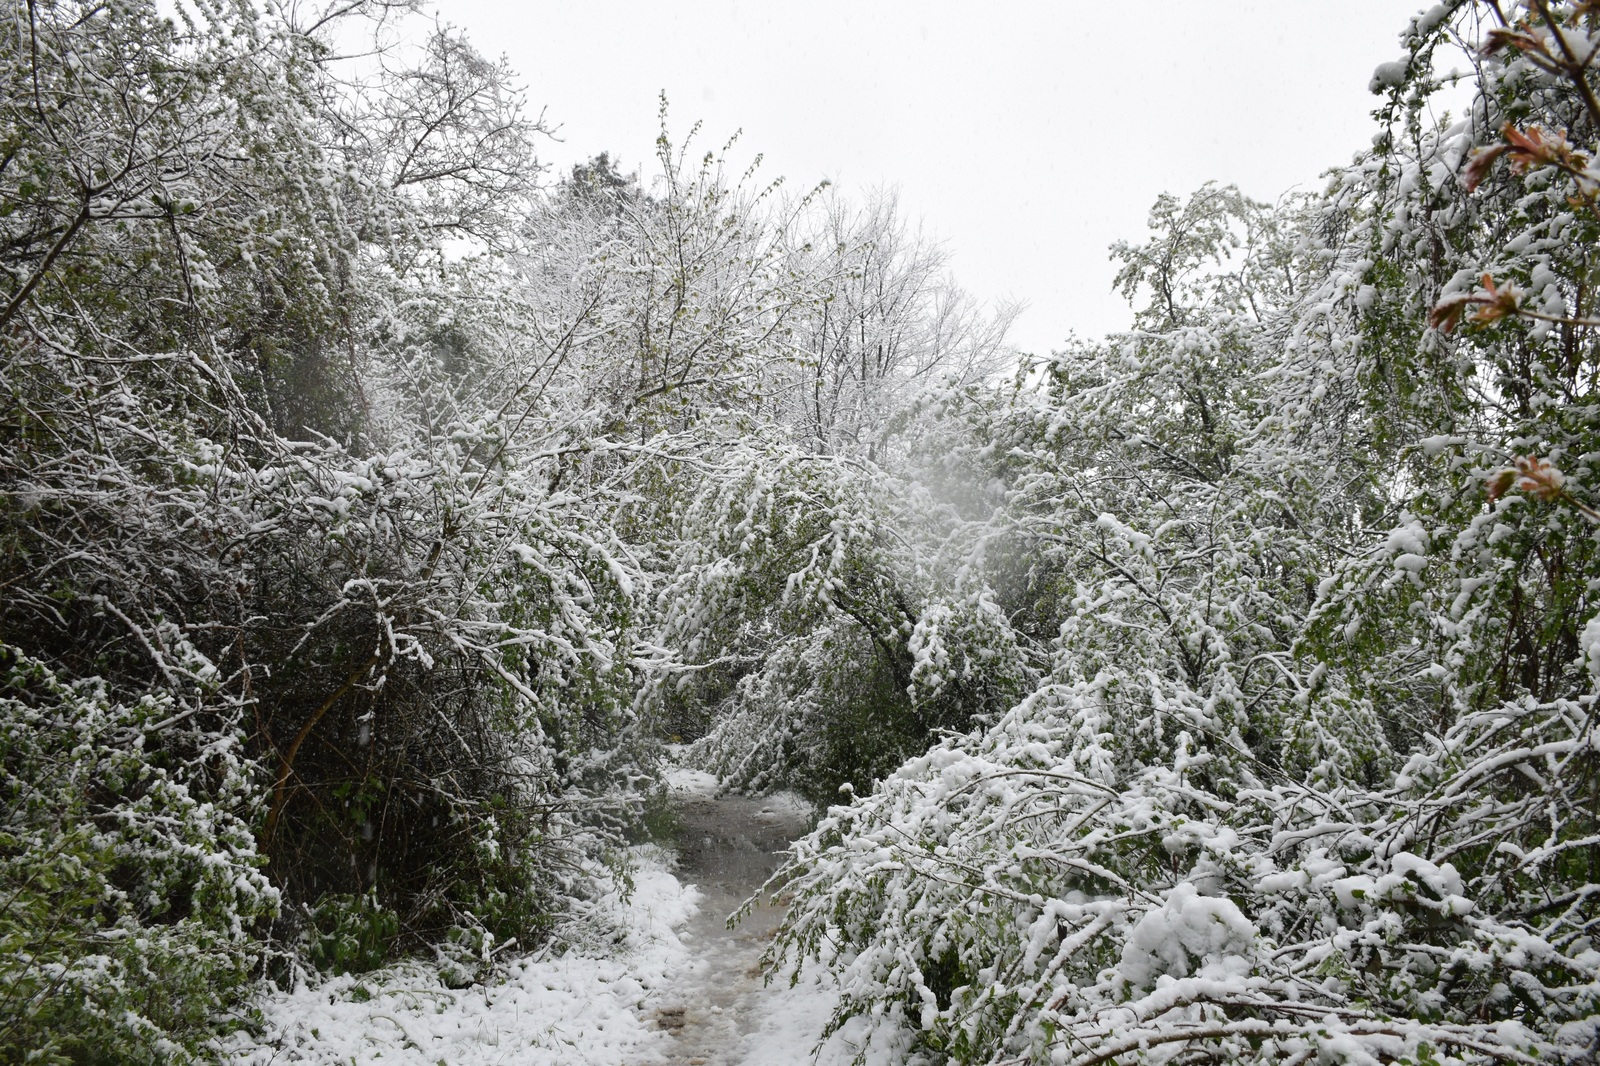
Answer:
xmin=1464 ymin=144 xmax=1509 ymax=191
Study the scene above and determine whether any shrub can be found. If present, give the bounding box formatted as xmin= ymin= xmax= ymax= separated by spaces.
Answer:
xmin=0 ymin=644 xmax=276 ymax=1064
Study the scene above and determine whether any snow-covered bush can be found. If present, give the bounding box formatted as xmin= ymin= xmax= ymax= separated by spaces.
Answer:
xmin=0 ymin=1 xmax=654 ymax=1046
xmin=647 ymin=442 xmax=922 ymax=797
xmin=234 ymin=432 xmax=643 ymax=960
xmin=774 ymin=680 xmax=1597 ymax=1065
xmin=644 ymin=434 xmax=1030 ymax=802
xmin=765 ymin=6 xmax=1600 ymax=1062
xmin=0 ymin=644 xmax=275 ymax=1064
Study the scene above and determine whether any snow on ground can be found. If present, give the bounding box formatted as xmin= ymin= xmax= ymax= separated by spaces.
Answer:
xmin=651 ymin=769 xmax=908 ymax=1066
xmin=221 ymin=770 xmax=895 ymax=1066
xmin=220 ymin=846 xmax=700 ymax=1066
xmin=665 ymin=763 xmax=719 ymax=798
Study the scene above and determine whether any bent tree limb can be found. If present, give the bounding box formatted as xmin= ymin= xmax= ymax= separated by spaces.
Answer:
xmin=264 ymin=650 xmax=382 ymax=843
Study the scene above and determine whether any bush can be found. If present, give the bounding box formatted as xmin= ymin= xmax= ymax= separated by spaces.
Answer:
xmin=0 ymin=645 xmax=276 ymax=1064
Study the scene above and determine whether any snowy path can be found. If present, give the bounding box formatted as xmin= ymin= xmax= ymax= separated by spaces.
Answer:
xmin=651 ymin=771 xmax=822 ymax=1065
xmin=221 ymin=769 xmax=893 ymax=1066
xmin=654 ymin=771 xmax=909 ymax=1066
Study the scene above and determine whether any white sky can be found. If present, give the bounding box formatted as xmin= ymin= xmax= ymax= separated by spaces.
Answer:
xmin=439 ymin=2 xmax=1439 ymax=355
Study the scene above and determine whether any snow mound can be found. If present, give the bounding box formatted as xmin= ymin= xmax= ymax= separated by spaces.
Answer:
xmin=667 ymin=765 xmax=720 ymax=798
xmin=1117 ymin=882 xmax=1256 ymax=993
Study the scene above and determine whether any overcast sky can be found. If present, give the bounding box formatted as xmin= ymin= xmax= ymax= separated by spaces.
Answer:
xmin=440 ymin=2 xmax=1436 ymax=355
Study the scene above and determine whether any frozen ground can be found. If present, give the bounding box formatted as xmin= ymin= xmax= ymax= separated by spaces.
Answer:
xmin=221 ymin=761 xmax=905 ymax=1066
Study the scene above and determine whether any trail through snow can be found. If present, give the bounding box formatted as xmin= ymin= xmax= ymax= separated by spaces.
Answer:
xmin=648 ymin=766 xmax=908 ymax=1066
xmin=655 ymin=768 xmax=828 ymax=1065
xmin=221 ymin=761 xmax=901 ymax=1065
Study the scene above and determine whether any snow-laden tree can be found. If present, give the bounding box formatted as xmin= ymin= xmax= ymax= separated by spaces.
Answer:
xmin=777 ymin=188 xmax=1019 ymax=457
xmin=0 ymin=3 xmax=357 ymax=1055
xmin=0 ymin=2 xmax=655 ymax=1056
xmin=765 ymin=184 xmax=1392 ymax=1064
xmin=763 ymin=5 xmax=1600 ymax=1064
xmin=637 ymin=429 xmax=1031 ymax=804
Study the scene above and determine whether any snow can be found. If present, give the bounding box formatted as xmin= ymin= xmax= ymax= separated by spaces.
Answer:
xmin=738 ymin=966 xmax=913 ymax=1066
xmin=1581 ymin=611 xmax=1600 ymax=680
xmin=1384 ymin=518 xmax=1429 ymax=558
xmin=1369 ymin=59 xmax=1410 ymax=92
xmin=665 ymin=763 xmax=719 ymax=798
xmin=1116 ymin=882 xmax=1256 ymax=993
xmin=221 ymin=848 xmax=700 ymax=1066
xmin=221 ymin=781 xmax=842 ymax=1066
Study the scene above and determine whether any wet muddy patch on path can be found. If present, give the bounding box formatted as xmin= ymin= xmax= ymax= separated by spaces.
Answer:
xmin=650 ymin=770 xmax=812 ymax=1066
